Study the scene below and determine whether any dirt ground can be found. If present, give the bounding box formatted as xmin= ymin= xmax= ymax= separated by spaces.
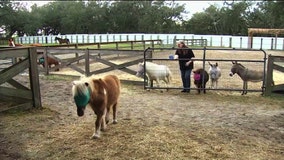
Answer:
xmin=0 ymin=49 xmax=284 ymax=160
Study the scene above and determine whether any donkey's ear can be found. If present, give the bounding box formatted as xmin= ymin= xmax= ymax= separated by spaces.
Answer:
xmin=232 ymin=61 xmax=236 ymax=64
xmin=208 ymin=62 xmax=212 ymax=66
xmin=216 ymin=63 xmax=218 ymax=66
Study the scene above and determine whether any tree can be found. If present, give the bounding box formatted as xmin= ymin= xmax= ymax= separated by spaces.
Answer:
xmin=2 ymin=0 xmax=284 ymax=36
xmin=248 ymin=1 xmax=284 ymax=29
xmin=184 ymin=5 xmax=221 ymax=34
xmin=0 ymin=1 xmax=29 ymax=37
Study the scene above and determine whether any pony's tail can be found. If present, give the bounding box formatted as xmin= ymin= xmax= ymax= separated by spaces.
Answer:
xmin=167 ymin=67 xmax=173 ymax=84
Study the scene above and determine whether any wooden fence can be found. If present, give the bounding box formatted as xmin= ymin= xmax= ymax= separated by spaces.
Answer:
xmin=265 ymin=55 xmax=284 ymax=95
xmin=37 ymin=47 xmax=152 ymax=83
xmin=174 ymin=38 xmax=208 ymax=47
xmin=24 ymin=39 xmax=162 ymax=50
xmin=0 ymin=47 xmax=42 ymax=111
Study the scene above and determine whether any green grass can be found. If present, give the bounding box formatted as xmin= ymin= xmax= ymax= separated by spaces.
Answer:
xmin=43 ymin=74 xmax=78 ymax=81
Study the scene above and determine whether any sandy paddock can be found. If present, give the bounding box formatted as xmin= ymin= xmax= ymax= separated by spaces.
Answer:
xmin=0 ymin=49 xmax=283 ymax=160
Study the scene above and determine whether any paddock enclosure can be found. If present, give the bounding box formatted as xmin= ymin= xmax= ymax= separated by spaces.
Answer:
xmin=15 ymin=46 xmax=284 ymax=95
xmin=0 ymin=45 xmax=283 ymax=159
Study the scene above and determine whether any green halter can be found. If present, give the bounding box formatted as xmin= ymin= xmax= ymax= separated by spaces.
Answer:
xmin=74 ymin=88 xmax=90 ymax=107
xmin=39 ymin=57 xmax=44 ymax=64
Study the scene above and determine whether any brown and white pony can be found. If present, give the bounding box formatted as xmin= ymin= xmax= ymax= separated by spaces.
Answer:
xmin=8 ymin=38 xmax=23 ymax=47
xmin=8 ymin=38 xmax=43 ymax=47
xmin=72 ymin=75 xmax=121 ymax=139
xmin=38 ymin=55 xmax=60 ymax=71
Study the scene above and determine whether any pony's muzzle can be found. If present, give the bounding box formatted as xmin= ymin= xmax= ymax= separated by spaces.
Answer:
xmin=136 ymin=72 xmax=143 ymax=78
xmin=229 ymin=72 xmax=234 ymax=77
xmin=77 ymin=107 xmax=85 ymax=117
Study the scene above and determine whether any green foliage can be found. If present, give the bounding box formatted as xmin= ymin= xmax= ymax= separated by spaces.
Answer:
xmin=0 ymin=0 xmax=283 ymax=37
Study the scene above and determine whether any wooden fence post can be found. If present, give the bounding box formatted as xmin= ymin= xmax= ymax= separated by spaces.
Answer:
xmin=260 ymin=38 xmax=263 ymax=50
xmin=173 ymin=35 xmax=176 ymax=47
xmin=28 ymin=47 xmax=42 ymax=108
xmin=131 ymin=41 xmax=134 ymax=50
xmin=85 ymin=49 xmax=90 ymax=76
xmin=265 ymin=54 xmax=273 ymax=96
xmin=75 ymin=44 xmax=79 ymax=64
xmin=271 ymin=38 xmax=274 ymax=50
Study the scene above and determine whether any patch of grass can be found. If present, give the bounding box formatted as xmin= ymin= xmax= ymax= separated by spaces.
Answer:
xmin=43 ymin=74 xmax=78 ymax=81
xmin=78 ymin=43 xmax=162 ymax=50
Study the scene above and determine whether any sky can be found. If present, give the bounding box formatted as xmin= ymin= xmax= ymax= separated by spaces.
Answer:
xmin=20 ymin=1 xmax=227 ymax=20
xmin=177 ymin=1 xmax=224 ymax=19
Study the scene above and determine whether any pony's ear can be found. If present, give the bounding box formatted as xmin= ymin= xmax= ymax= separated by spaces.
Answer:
xmin=72 ymin=81 xmax=79 ymax=85
xmin=208 ymin=62 xmax=212 ymax=66
xmin=216 ymin=63 xmax=218 ymax=66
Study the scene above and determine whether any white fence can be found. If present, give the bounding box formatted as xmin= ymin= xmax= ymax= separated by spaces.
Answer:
xmin=15 ymin=33 xmax=284 ymax=50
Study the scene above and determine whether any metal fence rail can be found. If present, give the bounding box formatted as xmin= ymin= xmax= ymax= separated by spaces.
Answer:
xmin=142 ymin=47 xmax=267 ymax=94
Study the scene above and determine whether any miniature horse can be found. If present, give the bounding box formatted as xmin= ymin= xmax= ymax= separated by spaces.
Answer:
xmin=136 ymin=61 xmax=172 ymax=91
xmin=9 ymin=38 xmax=42 ymax=47
xmin=229 ymin=61 xmax=263 ymax=95
xmin=72 ymin=75 xmax=121 ymax=139
xmin=193 ymin=68 xmax=209 ymax=94
xmin=8 ymin=38 xmax=23 ymax=47
xmin=55 ymin=37 xmax=70 ymax=44
xmin=38 ymin=55 xmax=60 ymax=71
xmin=208 ymin=62 xmax=221 ymax=89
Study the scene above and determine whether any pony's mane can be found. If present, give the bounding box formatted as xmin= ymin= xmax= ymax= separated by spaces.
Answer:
xmin=72 ymin=75 xmax=96 ymax=97
xmin=143 ymin=61 xmax=161 ymax=67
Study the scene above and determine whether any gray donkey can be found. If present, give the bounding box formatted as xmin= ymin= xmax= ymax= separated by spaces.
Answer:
xmin=208 ymin=62 xmax=221 ymax=89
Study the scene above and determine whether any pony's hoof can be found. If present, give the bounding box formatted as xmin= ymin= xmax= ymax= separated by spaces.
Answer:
xmin=91 ymin=134 xmax=100 ymax=139
xmin=113 ymin=120 xmax=118 ymax=124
